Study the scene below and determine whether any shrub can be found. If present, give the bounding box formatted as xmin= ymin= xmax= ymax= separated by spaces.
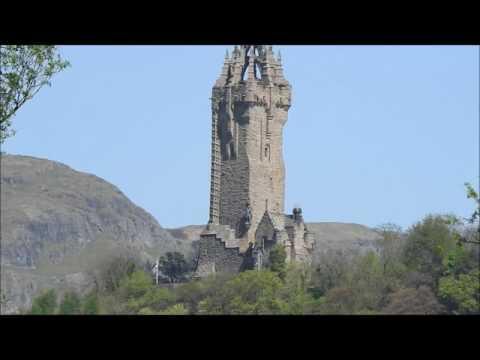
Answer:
xmin=31 ymin=289 xmax=57 ymax=315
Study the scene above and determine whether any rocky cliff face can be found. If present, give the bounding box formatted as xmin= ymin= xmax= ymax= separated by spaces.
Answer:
xmin=0 ymin=154 xmax=191 ymax=314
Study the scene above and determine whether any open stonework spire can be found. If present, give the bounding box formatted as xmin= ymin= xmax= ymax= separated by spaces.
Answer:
xmin=195 ymin=45 xmax=313 ymax=279
xmin=214 ymin=45 xmax=289 ymax=88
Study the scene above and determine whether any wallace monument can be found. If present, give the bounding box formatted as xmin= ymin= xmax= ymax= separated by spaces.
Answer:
xmin=194 ymin=45 xmax=314 ymax=278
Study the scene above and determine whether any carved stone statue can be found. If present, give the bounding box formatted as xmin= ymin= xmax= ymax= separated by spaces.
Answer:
xmin=244 ymin=202 xmax=252 ymax=227
xmin=220 ymin=88 xmax=236 ymax=160
xmin=293 ymin=207 xmax=303 ymax=223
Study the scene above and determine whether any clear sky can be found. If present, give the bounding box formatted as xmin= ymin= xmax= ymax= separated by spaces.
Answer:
xmin=2 ymin=45 xmax=479 ymax=230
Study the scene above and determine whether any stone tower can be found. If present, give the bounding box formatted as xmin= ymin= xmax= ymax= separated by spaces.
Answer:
xmin=194 ymin=45 xmax=313 ymax=278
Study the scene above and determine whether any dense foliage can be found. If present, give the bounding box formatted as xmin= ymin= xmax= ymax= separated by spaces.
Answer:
xmin=0 ymin=45 xmax=69 ymax=144
xmin=158 ymin=252 xmax=192 ymax=283
xmin=28 ymin=212 xmax=479 ymax=315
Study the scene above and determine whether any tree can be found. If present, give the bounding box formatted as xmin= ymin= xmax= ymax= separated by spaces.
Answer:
xmin=346 ymin=251 xmax=387 ymax=312
xmin=128 ymin=287 xmax=176 ymax=314
xmin=158 ymin=304 xmax=188 ymax=315
xmin=402 ymin=215 xmax=459 ymax=287
xmin=459 ymin=182 xmax=480 ymax=245
xmin=375 ymin=224 xmax=406 ymax=277
xmin=175 ymin=272 xmax=234 ymax=314
xmin=198 ymin=270 xmax=285 ymax=314
xmin=382 ymin=286 xmax=445 ymax=314
xmin=159 ymin=252 xmax=191 ymax=283
xmin=438 ymin=269 xmax=480 ymax=314
xmin=118 ymin=270 xmax=153 ymax=301
xmin=30 ymin=289 xmax=57 ymax=314
xmin=175 ymin=280 xmax=207 ymax=314
xmin=310 ymin=250 xmax=350 ymax=298
xmin=98 ymin=253 xmax=139 ymax=293
xmin=443 ymin=242 xmax=478 ymax=277
xmin=320 ymin=287 xmax=357 ymax=314
xmin=58 ymin=291 xmax=82 ymax=314
xmin=82 ymin=292 xmax=99 ymax=315
xmin=464 ymin=182 xmax=479 ymax=224
xmin=279 ymin=263 xmax=315 ymax=314
xmin=0 ymin=293 xmax=7 ymax=314
xmin=268 ymin=244 xmax=287 ymax=280
xmin=0 ymin=45 xmax=69 ymax=143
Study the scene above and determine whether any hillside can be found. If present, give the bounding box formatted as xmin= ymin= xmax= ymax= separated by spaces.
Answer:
xmin=0 ymin=154 xmax=193 ymax=314
xmin=1 ymin=154 xmax=382 ymax=314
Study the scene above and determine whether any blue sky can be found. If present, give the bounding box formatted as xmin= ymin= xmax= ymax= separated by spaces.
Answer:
xmin=2 ymin=45 xmax=478 ymax=230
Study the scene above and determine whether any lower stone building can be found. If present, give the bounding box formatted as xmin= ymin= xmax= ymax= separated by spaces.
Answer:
xmin=194 ymin=208 xmax=314 ymax=278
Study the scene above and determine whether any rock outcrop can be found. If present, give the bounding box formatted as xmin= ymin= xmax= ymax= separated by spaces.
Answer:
xmin=0 ymin=154 xmax=192 ymax=314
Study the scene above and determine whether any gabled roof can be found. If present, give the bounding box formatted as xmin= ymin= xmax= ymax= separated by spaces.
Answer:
xmin=258 ymin=211 xmax=285 ymax=231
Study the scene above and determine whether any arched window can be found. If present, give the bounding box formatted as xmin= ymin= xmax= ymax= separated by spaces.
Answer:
xmin=241 ymin=63 xmax=248 ymax=81
xmin=255 ymin=62 xmax=262 ymax=79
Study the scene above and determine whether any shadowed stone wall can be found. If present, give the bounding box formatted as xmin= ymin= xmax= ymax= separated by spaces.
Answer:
xmin=194 ymin=234 xmax=245 ymax=278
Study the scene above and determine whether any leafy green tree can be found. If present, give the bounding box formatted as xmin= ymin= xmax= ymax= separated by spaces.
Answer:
xmin=347 ymin=251 xmax=387 ymax=312
xmin=0 ymin=293 xmax=7 ymax=314
xmin=403 ymin=215 xmax=459 ymax=287
xmin=118 ymin=270 xmax=153 ymax=301
xmin=128 ymin=287 xmax=176 ymax=314
xmin=464 ymin=182 xmax=479 ymax=225
xmin=110 ymin=269 xmax=176 ymax=314
xmin=279 ymin=263 xmax=315 ymax=314
xmin=175 ymin=280 xmax=207 ymax=314
xmin=175 ymin=272 xmax=234 ymax=314
xmin=459 ymin=182 xmax=480 ymax=245
xmin=382 ymin=286 xmax=446 ymax=314
xmin=438 ymin=269 xmax=480 ymax=314
xmin=442 ymin=243 xmax=478 ymax=277
xmin=98 ymin=254 xmax=139 ymax=293
xmin=58 ymin=291 xmax=81 ymax=314
xmin=159 ymin=252 xmax=191 ymax=283
xmin=199 ymin=270 xmax=285 ymax=314
xmin=310 ymin=250 xmax=349 ymax=298
xmin=0 ymin=45 xmax=69 ymax=143
xmin=137 ymin=307 xmax=156 ymax=315
xmin=268 ymin=244 xmax=287 ymax=280
xmin=375 ymin=224 xmax=407 ymax=279
xmin=97 ymin=294 xmax=123 ymax=315
xmin=82 ymin=292 xmax=99 ymax=315
xmin=158 ymin=303 xmax=188 ymax=315
xmin=319 ymin=287 xmax=357 ymax=314
xmin=30 ymin=289 xmax=57 ymax=314
xmin=404 ymin=271 xmax=435 ymax=289
xmin=316 ymin=250 xmax=399 ymax=314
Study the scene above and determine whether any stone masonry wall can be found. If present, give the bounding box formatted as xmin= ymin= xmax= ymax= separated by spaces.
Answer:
xmin=195 ymin=46 xmax=308 ymax=278
xmin=194 ymin=234 xmax=245 ymax=278
xmin=216 ymin=80 xmax=290 ymax=248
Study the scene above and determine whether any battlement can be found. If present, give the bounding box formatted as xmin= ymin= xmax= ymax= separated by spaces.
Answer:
xmin=214 ymin=45 xmax=290 ymax=89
